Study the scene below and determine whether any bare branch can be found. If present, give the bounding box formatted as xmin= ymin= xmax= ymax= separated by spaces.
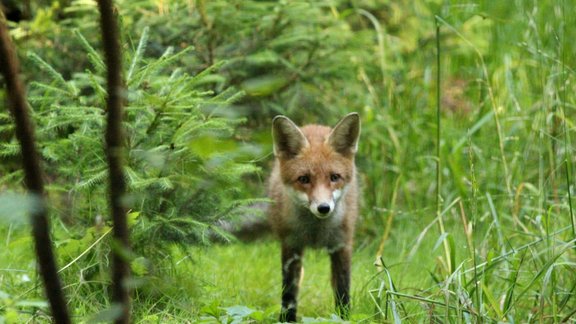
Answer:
xmin=95 ymin=1 xmax=131 ymax=323
xmin=0 ymin=16 xmax=71 ymax=324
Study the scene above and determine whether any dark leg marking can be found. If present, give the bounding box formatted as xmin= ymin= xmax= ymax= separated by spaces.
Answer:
xmin=330 ymin=247 xmax=351 ymax=319
xmin=280 ymin=244 xmax=303 ymax=322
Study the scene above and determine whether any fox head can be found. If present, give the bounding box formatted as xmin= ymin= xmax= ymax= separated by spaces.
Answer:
xmin=272 ymin=113 xmax=360 ymax=219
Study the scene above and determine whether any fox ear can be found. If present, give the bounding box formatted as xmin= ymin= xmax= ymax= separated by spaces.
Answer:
xmin=327 ymin=112 xmax=360 ymax=156
xmin=272 ymin=116 xmax=309 ymax=159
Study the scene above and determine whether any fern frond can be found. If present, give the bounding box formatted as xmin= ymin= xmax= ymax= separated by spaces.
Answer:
xmin=0 ymin=113 xmax=14 ymax=133
xmin=0 ymin=143 xmax=20 ymax=157
xmin=73 ymin=29 xmax=105 ymax=72
xmin=125 ymin=167 xmax=144 ymax=188
xmin=26 ymin=52 xmax=79 ymax=97
xmin=28 ymin=82 xmax=71 ymax=98
xmin=173 ymin=117 xmax=242 ymax=143
xmin=131 ymin=47 xmax=194 ymax=89
xmin=75 ymin=169 xmax=108 ymax=191
xmin=127 ymin=26 xmax=150 ymax=83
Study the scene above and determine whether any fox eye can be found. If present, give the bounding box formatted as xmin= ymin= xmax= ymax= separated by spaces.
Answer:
xmin=297 ymin=175 xmax=310 ymax=184
xmin=330 ymin=173 xmax=341 ymax=182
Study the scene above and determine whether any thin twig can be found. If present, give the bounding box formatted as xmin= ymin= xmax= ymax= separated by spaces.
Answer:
xmin=0 ymin=15 xmax=71 ymax=324
xmin=95 ymin=0 xmax=131 ymax=323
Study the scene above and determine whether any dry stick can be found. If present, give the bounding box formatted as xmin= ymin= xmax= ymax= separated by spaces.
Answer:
xmin=0 ymin=18 xmax=71 ymax=324
xmin=95 ymin=1 xmax=131 ymax=323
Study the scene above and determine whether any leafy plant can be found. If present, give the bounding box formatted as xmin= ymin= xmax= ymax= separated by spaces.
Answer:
xmin=3 ymin=24 xmax=262 ymax=256
xmin=2 ymin=0 xmax=576 ymax=322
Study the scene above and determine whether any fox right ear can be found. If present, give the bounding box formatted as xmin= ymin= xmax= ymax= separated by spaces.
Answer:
xmin=272 ymin=116 xmax=309 ymax=159
xmin=327 ymin=112 xmax=360 ymax=157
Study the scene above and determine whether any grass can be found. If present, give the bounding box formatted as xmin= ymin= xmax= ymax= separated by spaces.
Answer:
xmin=140 ymin=235 xmax=446 ymax=322
xmin=1 ymin=0 xmax=576 ymax=323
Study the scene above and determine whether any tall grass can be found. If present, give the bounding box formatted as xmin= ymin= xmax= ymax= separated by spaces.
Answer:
xmin=363 ymin=1 xmax=576 ymax=322
xmin=1 ymin=0 xmax=575 ymax=322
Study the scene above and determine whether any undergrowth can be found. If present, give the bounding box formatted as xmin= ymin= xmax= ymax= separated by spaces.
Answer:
xmin=1 ymin=0 xmax=575 ymax=323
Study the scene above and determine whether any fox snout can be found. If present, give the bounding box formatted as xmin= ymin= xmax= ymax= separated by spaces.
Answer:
xmin=316 ymin=203 xmax=331 ymax=215
xmin=310 ymin=198 xmax=336 ymax=218
xmin=290 ymin=183 xmax=343 ymax=218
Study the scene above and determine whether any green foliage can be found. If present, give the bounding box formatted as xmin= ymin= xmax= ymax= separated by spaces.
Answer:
xmin=21 ymin=28 xmax=261 ymax=252
xmin=198 ymin=303 xmax=279 ymax=323
xmin=1 ymin=0 xmax=576 ymax=322
xmin=121 ymin=0 xmax=373 ymax=123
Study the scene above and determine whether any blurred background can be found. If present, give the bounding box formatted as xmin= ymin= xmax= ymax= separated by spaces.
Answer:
xmin=1 ymin=0 xmax=575 ymax=322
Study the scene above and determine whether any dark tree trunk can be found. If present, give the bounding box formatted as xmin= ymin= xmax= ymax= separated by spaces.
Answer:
xmin=95 ymin=1 xmax=131 ymax=323
xmin=0 ymin=17 xmax=71 ymax=324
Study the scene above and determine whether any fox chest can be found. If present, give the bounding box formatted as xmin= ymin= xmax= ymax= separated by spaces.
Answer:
xmin=282 ymin=208 xmax=347 ymax=250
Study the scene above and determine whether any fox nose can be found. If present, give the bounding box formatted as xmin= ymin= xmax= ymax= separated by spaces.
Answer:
xmin=317 ymin=203 xmax=331 ymax=214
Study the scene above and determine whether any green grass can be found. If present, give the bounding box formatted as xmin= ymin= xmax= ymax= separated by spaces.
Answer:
xmin=2 ymin=0 xmax=576 ymax=323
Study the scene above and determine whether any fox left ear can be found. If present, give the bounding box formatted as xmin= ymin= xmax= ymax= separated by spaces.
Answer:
xmin=272 ymin=115 xmax=309 ymax=159
xmin=327 ymin=112 xmax=360 ymax=156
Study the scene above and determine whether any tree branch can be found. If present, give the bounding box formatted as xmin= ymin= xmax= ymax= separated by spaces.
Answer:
xmin=95 ymin=1 xmax=131 ymax=323
xmin=0 ymin=16 xmax=71 ymax=324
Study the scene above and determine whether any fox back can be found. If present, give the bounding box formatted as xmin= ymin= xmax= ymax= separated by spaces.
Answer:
xmin=267 ymin=113 xmax=360 ymax=321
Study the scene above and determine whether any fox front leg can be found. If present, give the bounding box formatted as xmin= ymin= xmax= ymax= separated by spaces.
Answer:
xmin=280 ymin=244 xmax=304 ymax=322
xmin=330 ymin=247 xmax=351 ymax=319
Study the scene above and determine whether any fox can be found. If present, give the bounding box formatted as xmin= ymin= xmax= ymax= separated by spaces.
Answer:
xmin=268 ymin=112 xmax=360 ymax=322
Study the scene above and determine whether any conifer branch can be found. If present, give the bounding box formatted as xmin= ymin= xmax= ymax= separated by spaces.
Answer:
xmin=0 ymin=16 xmax=71 ymax=324
xmin=95 ymin=1 xmax=131 ymax=323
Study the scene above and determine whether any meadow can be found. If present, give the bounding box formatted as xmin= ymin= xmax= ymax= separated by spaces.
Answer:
xmin=1 ymin=0 xmax=575 ymax=322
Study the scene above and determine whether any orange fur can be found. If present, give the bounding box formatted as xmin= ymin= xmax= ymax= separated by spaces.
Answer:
xmin=268 ymin=124 xmax=358 ymax=246
xmin=268 ymin=113 xmax=360 ymax=321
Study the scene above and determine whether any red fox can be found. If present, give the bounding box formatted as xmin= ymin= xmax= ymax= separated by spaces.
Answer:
xmin=268 ymin=113 xmax=360 ymax=322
